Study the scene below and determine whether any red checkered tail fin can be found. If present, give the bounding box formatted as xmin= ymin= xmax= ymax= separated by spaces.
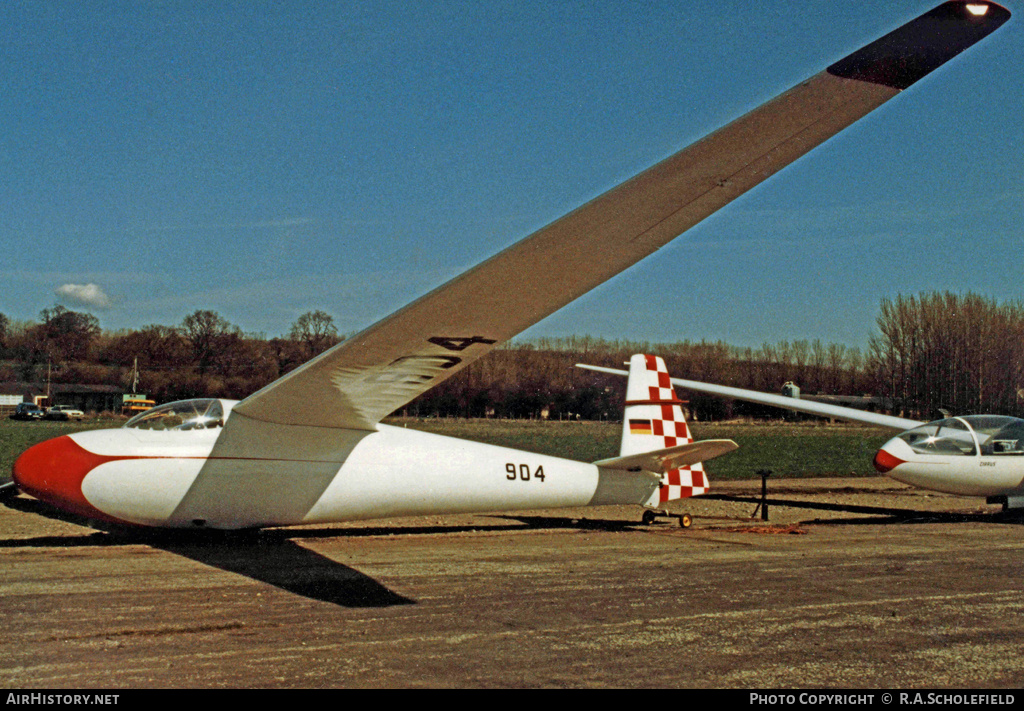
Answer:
xmin=620 ymin=354 xmax=692 ymax=456
xmin=616 ymin=354 xmax=737 ymax=504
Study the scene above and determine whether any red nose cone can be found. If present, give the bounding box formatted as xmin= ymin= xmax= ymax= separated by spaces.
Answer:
xmin=12 ymin=436 xmax=116 ymax=521
xmin=873 ymin=448 xmax=905 ymax=474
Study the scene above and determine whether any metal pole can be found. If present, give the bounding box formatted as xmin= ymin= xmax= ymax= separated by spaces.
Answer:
xmin=757 ymin=469 xmax=771 ymax=522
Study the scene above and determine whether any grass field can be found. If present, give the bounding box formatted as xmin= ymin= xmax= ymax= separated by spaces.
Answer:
xmin=395 ymin=418 xmax=892 ymax=481
xmin=1 ymin=418 xmax=115 ymax=485
xmin=0 ymin=416 xmax=892 ymax=485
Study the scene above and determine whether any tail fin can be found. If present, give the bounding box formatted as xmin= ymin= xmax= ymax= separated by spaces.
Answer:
xmin=621 ymin=354 xmax=709 ymax=505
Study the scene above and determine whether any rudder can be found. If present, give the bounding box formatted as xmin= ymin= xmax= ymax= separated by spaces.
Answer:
xmin=621 ymin=354 xmax=709 ymax=505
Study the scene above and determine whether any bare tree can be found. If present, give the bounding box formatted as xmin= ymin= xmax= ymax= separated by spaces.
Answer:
xmin=35 ymin=305 xmax=100 ymax=364
xmin=181 ymin=310 xmax=241 ymax=375
xmin=288 ymin=310 xmax=340 ymax=359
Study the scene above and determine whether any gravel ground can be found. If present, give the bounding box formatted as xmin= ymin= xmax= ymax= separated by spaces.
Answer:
xmin=2 ymin=477 xmax=1022 ymax=689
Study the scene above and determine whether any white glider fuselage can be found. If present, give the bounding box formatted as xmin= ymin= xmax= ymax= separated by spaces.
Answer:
xmin=874 ymin=416 xmax=1024 ymax=503
xmin=881 ymin=443 xmax=1024 ymax=498
xmin=13 ymin=404 xmax=655 ymax=529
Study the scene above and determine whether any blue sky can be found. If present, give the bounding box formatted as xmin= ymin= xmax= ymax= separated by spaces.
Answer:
xmin=3 ymin=1 xmax=1022 ymax=349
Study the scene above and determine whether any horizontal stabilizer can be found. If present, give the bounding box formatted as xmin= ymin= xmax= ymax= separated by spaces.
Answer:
xmin=594 ymin=439 xmax=738 ymax=474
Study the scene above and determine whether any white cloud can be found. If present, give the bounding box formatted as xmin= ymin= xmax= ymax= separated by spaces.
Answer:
xmin=55 ymin=283 xmax=112 ymax=310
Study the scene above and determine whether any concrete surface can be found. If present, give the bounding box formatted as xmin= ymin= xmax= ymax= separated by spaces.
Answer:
xmin=1 ymin=478 xmax=1023 ymax=688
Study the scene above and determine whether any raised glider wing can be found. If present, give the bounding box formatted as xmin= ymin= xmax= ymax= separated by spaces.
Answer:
xmin=12 ymin=2 xmax=1012 ymax=528
xmin=577 ymin=362 xmax=924 ymax=431
xmin=578 ymin=361 xmax=1024 ymax=510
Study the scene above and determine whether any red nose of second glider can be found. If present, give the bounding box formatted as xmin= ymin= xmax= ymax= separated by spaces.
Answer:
xmin=873 ymin=447 xmax=905 ymax=474
xmin=12 ymin=436 xmax=115 ymax=521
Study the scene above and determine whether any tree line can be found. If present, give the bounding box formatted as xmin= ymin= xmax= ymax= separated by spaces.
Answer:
xmin=868 ymin=292 xmax=1024 ymax=420
xmin=1 ymin=291 xmax=1021 ymax=420
xmin=0 ymin=308 xmax=342 ymax=404
xmin=410 ymin=337 xmax=875 ymax=421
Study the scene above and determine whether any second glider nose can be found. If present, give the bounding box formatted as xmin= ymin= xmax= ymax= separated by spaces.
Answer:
xmin=873 ymin=445 xmax=906 ymax=474
xmin=12 ymin=436 xmax=117 ymax=520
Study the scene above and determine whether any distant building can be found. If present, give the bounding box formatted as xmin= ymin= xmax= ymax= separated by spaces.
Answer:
xmin=0 ymin=382 xmax=125 ymax=414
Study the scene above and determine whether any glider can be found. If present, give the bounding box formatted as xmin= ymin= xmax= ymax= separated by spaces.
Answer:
xmin=11 ymin=2 xmax=1011 ymax=528
xmin=578 ymin=362 xmax=1024 ymax=510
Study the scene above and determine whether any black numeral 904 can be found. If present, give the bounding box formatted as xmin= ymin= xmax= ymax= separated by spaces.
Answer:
xmin=506 ymin=463 xmax=546 ymax=482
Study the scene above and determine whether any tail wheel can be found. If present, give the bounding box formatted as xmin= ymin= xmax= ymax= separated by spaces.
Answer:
xmin=641 ymin=510 xmax=656 ymax=525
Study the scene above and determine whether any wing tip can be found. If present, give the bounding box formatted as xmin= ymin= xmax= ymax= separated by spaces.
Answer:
xmin=827 ymin=1 xmax=1011 ymax=91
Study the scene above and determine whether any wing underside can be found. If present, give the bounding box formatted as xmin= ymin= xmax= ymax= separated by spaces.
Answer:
xmin=231 ymin=2 xmax=1009 ymax=432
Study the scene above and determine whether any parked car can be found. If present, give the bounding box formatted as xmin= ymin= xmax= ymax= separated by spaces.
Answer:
xmin=45 ymin=404 xmax=85 ymax=421
xmin=9 ymin=403 xmax=45 ymax=421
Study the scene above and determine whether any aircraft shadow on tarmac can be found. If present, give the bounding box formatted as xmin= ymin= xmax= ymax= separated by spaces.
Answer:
xmin=489 ymin=514 xmax=639 ymax=531
xmin=156 ymin=534 xmax=416 ymax=608
xmin=0 ymin=493 xmax=413 ymax=608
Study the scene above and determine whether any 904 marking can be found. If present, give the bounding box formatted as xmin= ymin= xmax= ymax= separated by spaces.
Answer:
xmin=505 ymin=463 xmax=546 ymax=482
